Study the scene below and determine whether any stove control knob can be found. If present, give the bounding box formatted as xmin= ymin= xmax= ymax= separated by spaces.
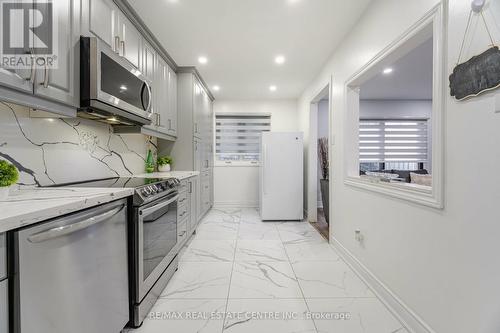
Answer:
xmin=150 ymin=185 xmax=158 ymax=193
xmin=142 ymin=187 xmax=151 ymax=196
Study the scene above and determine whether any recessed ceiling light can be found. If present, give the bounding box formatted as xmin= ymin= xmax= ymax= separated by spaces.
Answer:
xmin=213 ymin=85 xmax=220 ymax=91
xmin=275 ymin=55 xmax=286 ymax=65
xmin=383 ymin=68 xmax=393 ymax=74
xmin=198 ymin=56 xmax=208 ymax=64
xmin=269 ymin=85 xmax=277 ymax=92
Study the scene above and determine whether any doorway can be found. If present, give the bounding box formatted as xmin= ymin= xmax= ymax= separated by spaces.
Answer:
xmin=308 ymin=82 xmax=331 ymax=241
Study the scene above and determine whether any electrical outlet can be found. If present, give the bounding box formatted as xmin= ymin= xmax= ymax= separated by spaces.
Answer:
xmin=355 ymin=229 xmax=364 ymax=243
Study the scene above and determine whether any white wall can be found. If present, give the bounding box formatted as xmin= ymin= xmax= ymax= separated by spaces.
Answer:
xmin=359 ymin=100 xmax=431 ymax=118
xmin=214 ymin=100 xmax=298 ymax=207
xmin=297 ymin=1 xmax=500 ymax=332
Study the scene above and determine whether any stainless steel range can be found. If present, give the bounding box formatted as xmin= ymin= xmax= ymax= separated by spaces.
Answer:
xmin=51 ymin=177 xmax=181 ymax=327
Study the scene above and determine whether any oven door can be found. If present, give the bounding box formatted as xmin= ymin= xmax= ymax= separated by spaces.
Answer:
xmin=136 ymin=192 xmax=178 ymax=302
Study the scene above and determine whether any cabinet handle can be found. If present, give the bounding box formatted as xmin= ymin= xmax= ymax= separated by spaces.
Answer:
xmin=179 ymin=198 xmax=186 ymax=203
xmin=168 ymin=119 xmax=171 ymax=130
xmin=27 ymin=50 xmax=36 ymax=83
xmin=121 ymin=40 xmax=125 ymax=57
xmin=114 ymin=36 xmax=120 ymax=53
xmin=194 ymin=123 xmax=198 ymax=133
xmin=189 ymin=181 xmax=192 ymax=194
xmin=40 ymin=63 xmax=49 ymax=88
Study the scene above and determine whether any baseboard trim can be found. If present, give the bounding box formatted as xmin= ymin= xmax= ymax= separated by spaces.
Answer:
xmin=213 ymin=201 xmax=258 ymax=208
xmin=330 ymin=237 xmax=436 ymax=333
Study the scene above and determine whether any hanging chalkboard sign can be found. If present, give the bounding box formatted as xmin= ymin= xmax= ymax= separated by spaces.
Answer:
xmin=449 ymin=46 xmax=500 ymax=100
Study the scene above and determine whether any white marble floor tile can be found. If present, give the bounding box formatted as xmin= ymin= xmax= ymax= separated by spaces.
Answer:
xmin=235 ymin=240 xmax=288 ymax=262
xmin=306 ymin=298 xmax=408 ymax=333
xmin=228 ymin=261 xmax=303 ymax=299
xmin=129 ymin=299 xmax=226 ymax=333
xmin=292 ymin=261 xmax=375 ymax=298
xmin=223 ymin=299 xmax=316 ymax=333
xmin=161 ymin=262 xmax=232 ymax=299
xmin=180 ymin=239 xmax=236 ymax=262
xmin=202 ymin=208 xmax=241 ymax=224
xmin=284 ymin=242 xmax=341 ymax=262
xmin=278 ymin=227 xmax=326 ymax=245
xmin=237 ymin=223 xmax=281 ymax=240
xmin=195 ymin=221 xmax=239 ymax=240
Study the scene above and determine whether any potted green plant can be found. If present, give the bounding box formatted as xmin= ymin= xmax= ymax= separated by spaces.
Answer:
xmin=157 ymin=156 xmax=173 ymax=172
xmin=0 ymin=160 xmax=19 ymax=200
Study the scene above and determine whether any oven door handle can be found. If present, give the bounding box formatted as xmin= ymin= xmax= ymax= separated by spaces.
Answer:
xmin=141 ymin=194 xmax=179 ymax=217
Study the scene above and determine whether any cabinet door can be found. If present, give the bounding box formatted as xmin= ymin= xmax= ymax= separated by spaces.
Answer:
xmin=141 ymin=41 xmax=155 ymax=124
xmin=0 ymin=0 xmax=33 ymax=94
xmin=167 ymin=66 xmax=177 ymax=137
xmin=34 ymin=0 xmax=80 ymax=107
xmin=87 ymin=0 xmax=120 ymax=52
xmin=117 ymin=13 xmax=141 ymax=69
xmin=194 ymin=139 xmax=203 ymax=172
xmin=193 ymin=79 xmax=203 ymax=138
xmin=155 ymin=57 xmax=169 ymax=130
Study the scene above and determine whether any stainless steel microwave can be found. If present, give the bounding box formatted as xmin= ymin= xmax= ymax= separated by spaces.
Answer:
xmin=79 ymin=36 xmax=152 ymax=126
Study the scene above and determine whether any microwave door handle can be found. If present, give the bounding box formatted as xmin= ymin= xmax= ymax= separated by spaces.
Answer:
xmin=141 ymin=81 xmax=151 ymax=111
xmin=27 ymin=204 xmax=125 ymax=243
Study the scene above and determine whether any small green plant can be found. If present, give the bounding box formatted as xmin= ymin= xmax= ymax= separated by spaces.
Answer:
xmin=157 ymin=156 xmax=173 ymax=166
xmin=0 ymin=160 xmax=19 ymax=187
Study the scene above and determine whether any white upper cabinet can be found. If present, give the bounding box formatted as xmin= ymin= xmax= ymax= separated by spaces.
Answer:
xmin=167 ymin=66 xmax=177 ymax=137
xmin=34 ymin=0 xmax=80 ymax=107
xmin=155 ymin=56 xmax=169 ymax=130
xmin=87 ymin=0 xmax=120 ymax=51
xmin=117 ymin=13 xmax=141 ymax=68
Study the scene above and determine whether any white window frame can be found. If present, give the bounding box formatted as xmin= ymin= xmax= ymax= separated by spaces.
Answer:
xmin=214 ymin=113 xmax=271 ymax=167
xmin=343 ymin=3 xmax=445 ymax=209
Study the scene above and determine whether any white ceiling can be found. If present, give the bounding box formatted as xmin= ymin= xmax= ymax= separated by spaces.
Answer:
xmin=128 ymin=0 xmax=372 ymax=100
xmin=360 ymin=37 xmax=434 ymax=100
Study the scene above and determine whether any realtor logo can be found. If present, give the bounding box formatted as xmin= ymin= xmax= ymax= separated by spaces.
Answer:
xmin=0 ymin=0 xmax=57 ymax=69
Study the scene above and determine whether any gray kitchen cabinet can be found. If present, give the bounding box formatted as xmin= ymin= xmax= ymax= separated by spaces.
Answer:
xmin=86 ymin=0 xmax=120 ymax=51
xmin=34 ymin=0 xmax=80 ymax=107
xmin=167 ymin=66 xmax=178 ymax=137
xmin=0 ymin=280 xmax=7 ymax=333
xmin=0 ymin=0 xmax=32 ymax=94
xmin=155 ymin=56 xmax=170 ymax=131
xmin=86 ymin=0 xmax=141 ymax=69
xmin=116 ymin=12 xmax=142 ymax=68
xmin=188 ymin=177 xmax=199 ymax=232
xmin=0 ymin=0 xmax=79 ymax=114
xmin=162 ymin=70 xmax=214 ymax=222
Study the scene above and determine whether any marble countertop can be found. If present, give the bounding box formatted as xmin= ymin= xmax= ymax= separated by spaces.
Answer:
xmin=133 ymin=171 xmax=200 ymax=180
xmin=0 ymin=187 xmax=134 ymax=233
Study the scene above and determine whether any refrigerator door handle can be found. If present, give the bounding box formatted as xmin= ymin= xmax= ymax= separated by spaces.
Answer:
xmin=263 ymin=143 xmax=267 ymax=195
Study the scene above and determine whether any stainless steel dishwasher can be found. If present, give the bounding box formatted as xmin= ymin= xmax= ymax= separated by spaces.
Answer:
xmin=12 ymin=199 xmax=129 ymax=333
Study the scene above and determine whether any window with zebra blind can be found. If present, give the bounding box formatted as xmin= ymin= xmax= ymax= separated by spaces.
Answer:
xmin=359 ymin=119 xmax=429 ymax=171
xmin=215 ymin=114 xmax=271 ymax=165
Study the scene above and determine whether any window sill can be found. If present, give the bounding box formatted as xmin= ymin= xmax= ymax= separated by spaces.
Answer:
xmin=215 ymin=161 xmax=260 ymax=167
xmin=344 ymin=176 xmax=442 ymax=209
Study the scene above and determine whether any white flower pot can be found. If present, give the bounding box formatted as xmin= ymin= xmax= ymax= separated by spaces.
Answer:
xmin=158 ymin=164 xmax=171 ymax=172
xmin=0 ymin=187 xmax=9 ymax=200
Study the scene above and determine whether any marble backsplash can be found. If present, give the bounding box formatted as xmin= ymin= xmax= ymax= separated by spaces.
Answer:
xmin=0 ymin=102 xmax=157 ymax=187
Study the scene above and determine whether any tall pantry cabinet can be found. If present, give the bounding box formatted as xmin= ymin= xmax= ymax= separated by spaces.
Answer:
xmin=160 ymin=69 xmax=214 ymax=222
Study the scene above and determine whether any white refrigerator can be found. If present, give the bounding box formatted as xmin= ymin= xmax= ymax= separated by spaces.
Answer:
xmin=260 ymin=132 xmax=304 ymax=220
